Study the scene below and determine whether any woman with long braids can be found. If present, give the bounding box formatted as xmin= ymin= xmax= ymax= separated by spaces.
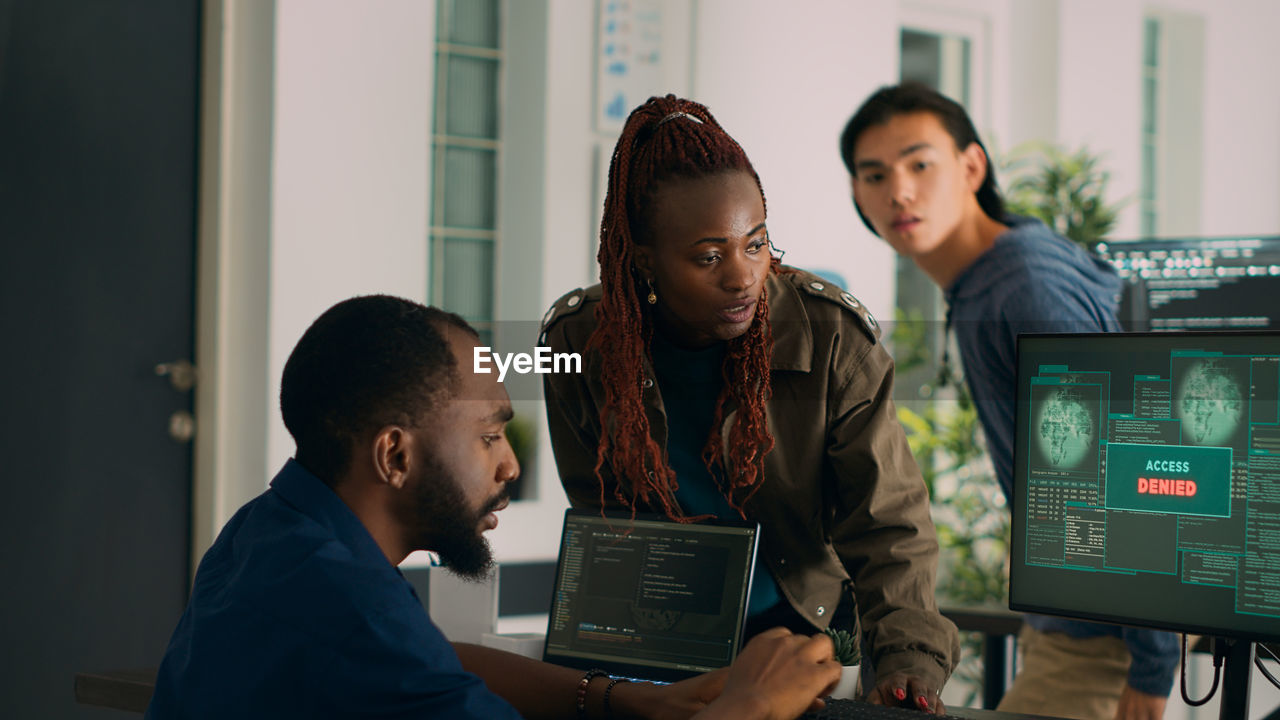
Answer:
xmin=541 ymin=95 xmax=959 ymax=711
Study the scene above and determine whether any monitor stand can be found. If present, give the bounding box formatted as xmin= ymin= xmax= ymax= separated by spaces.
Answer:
xmin=1219 ymin=637 xmax=1254 ymax=720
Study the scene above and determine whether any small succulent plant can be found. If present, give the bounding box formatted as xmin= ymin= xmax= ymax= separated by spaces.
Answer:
xmin=823 ymin=627 xmax=861 ymax=666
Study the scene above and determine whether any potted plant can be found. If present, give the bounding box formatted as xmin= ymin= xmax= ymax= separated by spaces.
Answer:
xmin=1000 ymin=141 xmax=1126 ymax=251
xmin=823 ymin=627 xmax=861 ymax=698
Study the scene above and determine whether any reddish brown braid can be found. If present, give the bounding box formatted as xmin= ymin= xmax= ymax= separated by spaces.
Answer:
xmin=588 ymin=94 xmax=788 ymax=520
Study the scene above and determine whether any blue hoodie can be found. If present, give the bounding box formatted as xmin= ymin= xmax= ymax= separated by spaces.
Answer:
xmin=944 ymin=215 xmax=1178 ymax=697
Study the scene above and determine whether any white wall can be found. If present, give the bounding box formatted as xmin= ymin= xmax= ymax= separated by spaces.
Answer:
xmin=267 ymin=0 xmax=434 ymax=478
xmin=693 ymin=0 xmax=900 ymax=320
xmin=538 ymin=0 xmax=596 ymax=303
xmin=1052 ymin=0 xmax=1145 ymax=236
xmin=1177 ymin=0 xmax=1280 ymax=236
xmin=1006 ymin=0 xmax=1058 ymax=148
xmin=1011 ymin=0 xmax=1280 ymax=239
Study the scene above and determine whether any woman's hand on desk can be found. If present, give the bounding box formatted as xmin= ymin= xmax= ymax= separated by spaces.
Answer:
xmin=866 ymin=671 xmax=947 ymax=715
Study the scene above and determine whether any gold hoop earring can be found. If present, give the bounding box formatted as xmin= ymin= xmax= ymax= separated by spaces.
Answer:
xmin=646 ymin=278 xmax=657 ymax=305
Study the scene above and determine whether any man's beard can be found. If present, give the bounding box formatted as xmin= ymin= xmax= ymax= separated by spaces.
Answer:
xmin=407 ymin=460 xmax=508 ymax=581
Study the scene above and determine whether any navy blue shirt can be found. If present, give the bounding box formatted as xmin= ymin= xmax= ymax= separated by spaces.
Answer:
xmin=946 ymin=216 xmax=1179 ymax=696
xmin=145 ymin=460 xmax=521 ymax=720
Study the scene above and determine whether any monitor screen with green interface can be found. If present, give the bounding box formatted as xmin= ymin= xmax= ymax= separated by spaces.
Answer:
xmin=1009 ymin=331 xmax=1280 ymax=643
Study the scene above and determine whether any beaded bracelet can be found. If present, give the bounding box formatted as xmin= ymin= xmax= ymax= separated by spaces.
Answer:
xmin=603 ymin=677 xmax=631 ymax=717
xmin=576 ymin=668 xmax=609 ymax=719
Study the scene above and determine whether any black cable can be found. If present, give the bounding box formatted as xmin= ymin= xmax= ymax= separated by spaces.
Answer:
xmin=1180 ymin=634 xmax=1222 ymax=707
xmin=1257 ymin=642 xmax=1280 ymax=663
xmin=1255 ymin=643 xmax=1280 ymax=690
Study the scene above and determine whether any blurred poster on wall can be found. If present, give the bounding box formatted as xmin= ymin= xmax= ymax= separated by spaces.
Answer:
xmin=595 ymin=0 xmax=665 ymax=134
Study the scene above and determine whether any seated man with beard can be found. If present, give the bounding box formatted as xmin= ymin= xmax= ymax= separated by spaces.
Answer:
xmin=145 ymin=295 xmax=839 ymax=720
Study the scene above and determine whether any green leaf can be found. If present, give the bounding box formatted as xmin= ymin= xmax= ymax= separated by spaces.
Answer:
xmin=823 ymin=627 xmax=862 ymax=666
xmin=996 ymin=140 xmax=1128 ymax=251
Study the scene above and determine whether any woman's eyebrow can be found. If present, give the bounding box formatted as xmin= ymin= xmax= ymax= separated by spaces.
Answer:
xmin=693 ymin=222 xmax=768 ymax=246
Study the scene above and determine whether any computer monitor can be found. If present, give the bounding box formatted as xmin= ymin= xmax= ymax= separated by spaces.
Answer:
xmin=1095 ymin=235 xmax=1280 ymax=331
xmin=1009 ymin=331 xmax=1280 ymax=719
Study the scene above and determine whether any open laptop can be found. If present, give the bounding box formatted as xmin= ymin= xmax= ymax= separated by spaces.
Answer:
xmin=541 ymin=508 xmax=759 ymax=682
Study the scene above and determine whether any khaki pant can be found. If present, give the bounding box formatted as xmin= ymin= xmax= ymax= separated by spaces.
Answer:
xmin=996 ymin=625 xmax=1131 ymax=720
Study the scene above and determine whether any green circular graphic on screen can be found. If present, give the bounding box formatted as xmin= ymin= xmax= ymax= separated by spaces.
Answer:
xmin=1035 ymin=387 xmax=1094 ymax=468
xmin=1177 ymin=360 xmax=1243 ymax=446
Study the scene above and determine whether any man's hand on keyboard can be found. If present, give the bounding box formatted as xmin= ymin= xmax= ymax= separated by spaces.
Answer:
xmin=865 ymin=671 xmax=946 ymax=715
xmin=696 ymin=627 xmax=842 ymax=720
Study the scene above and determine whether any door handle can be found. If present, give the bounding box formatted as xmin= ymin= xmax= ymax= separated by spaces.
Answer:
xmin=167 ymin=410 xmax=196 ymax=443
xmin=155 ymin=359 xmax=197 ymax=443
xmin=155 ymin=359 xmax=197 ymax=392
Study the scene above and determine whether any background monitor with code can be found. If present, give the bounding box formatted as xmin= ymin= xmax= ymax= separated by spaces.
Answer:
xmin=1096 ymin=235 xmax=1280 ymax=331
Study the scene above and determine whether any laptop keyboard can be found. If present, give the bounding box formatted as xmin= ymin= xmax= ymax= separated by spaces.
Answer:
xmin=802 ymin=698 xmax=969 ymax=720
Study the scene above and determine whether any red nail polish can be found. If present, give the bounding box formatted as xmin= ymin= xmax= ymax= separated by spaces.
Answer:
xmin=918 ymin=695 xmax=929 ymax=709
xmin=895 ymin=687 xmax=906 ymax=701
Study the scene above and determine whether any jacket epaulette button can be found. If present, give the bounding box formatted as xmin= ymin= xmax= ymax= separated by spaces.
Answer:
xmin=539 ymin=288 xmax=587 ymax=344
xmin=838 ymin=291 xmax=879 ymax=332
xmin=797 ymin=275 xmax=879 ymax=343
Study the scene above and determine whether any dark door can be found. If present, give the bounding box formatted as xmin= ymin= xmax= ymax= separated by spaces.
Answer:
xmin=0 ymin=1 xmax=200 ymax=717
